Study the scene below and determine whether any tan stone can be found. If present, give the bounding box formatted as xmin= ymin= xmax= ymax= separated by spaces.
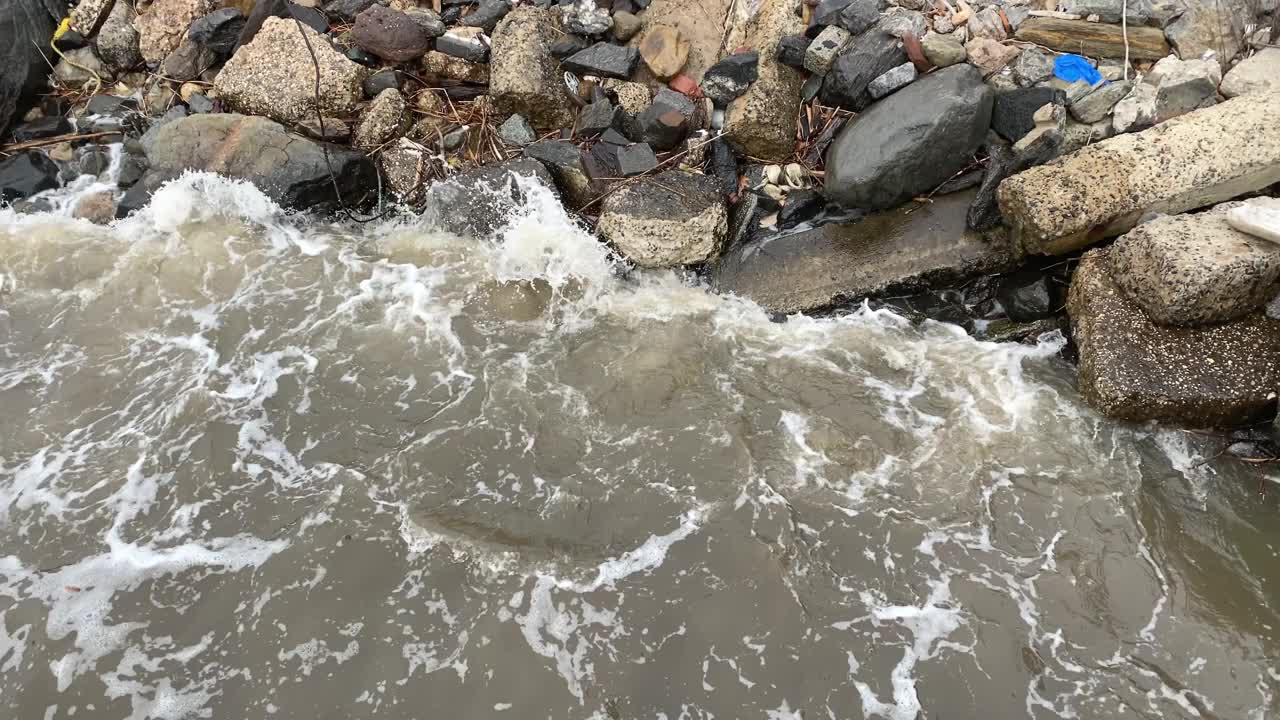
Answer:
xmin=722 ymin=0 xmax=805 ymax=163
xmin=627 ymin=0 xmax=734 ymax=85
xmin=638 ymin=26 xmax=690 ymax=79
xmin=134 ymin=0 xmax=214 ymax=65
xmin=1014 ymin=17 xmax=1169 ymax=60
xmin=353 ymin=88 xmax=409 ymax=149
xmin=997 ymin=92 xmax=1280 ymax=255
xmin=73 ymin=191 xmax=116 ymax=225
xmin=70 ymin=0 xmax=115 ymax=36
xmin=488 ymin=6 xmax=575 ymax=128
xmin=421 ymin=51 xmax=490 ymax=84
xmin=965 ymin=37 xmax=1021 ymax=77
xmin=1220 ymin=48 xmax=1280 ymax=98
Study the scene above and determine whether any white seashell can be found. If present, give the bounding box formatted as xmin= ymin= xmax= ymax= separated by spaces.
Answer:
xmin=764 ymin=165 xmax=782 ymax=185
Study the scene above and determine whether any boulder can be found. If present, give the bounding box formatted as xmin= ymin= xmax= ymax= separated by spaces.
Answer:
xmin=1014 ymin=17 xmax=1169 ymax=60
xmin=1069 ymin=80 xmax=1131 ymax=123
xmin=996 ymin=270 xmax=1061 ymax=321
xmin=825 ymin=64 xmax=993 ymax=211
xmin=0 ymin=151 xmax=60 ymax=202
xmin=352 ymin=5 xmax=432 ymax=62
xmin=1068 ymin=248 xmax=1280 ymax=426
xmin=1164 ymin=0 xmax=1249 ymax=69
xmin=353 ymin=88 xmax=408 ymax=149
xmin=1110 ymin=82 xmax=1157 ymax=133
xmin=629 ymin=0 xmax=735 ymax=83
xmin=1109 ymin=202 xmax=1280 ymax=326
xmin=997 ymin=92 xmax=1280 ymax=255
xmin=144 ymin=113 xmax=376 ymax=210
xmin=920 ymin=32 xmax=965 ymax=68
xmin=821 ymin=24 xmax=907 ymax=110
xmin=563 ymin=42 xmax=642 ymax=79
xmin=1146 ymin=54 xmax=1220 ymax=122
xmin=426 ymin=158 xmax=557 ymax=237
xmin=404 ymin=7 xmax=445 ymax=38
xmin=638 ymin=25 xmax=690 ymax=79
xmin=722 ymin=0 xmax=806 ymax=162
xmin=833 ymin=0 xmax=885 ymax=34
xmin=710 ymin=189 xmax=1023 ymax=313
xmin=490 ymin=6 xmax=576 ymax=129
xmin=161 ymin=36 xmax=218 ymax=81
xmin=1220 ymin=48 xmax=1280 ymax=97
xmin=69 ymin=0 xmax=114 ymax=36
xmin=703 ymin=52 xmax=759 ymax=105
xmin=135 ymin=0 xmax=214 ymax=65
xmin=95 ymin=0 xmax=144 ymax=72
xmin=215 ymin=17 xmax=367 ymax=125
xmin=598 ymin=170 xmax=728 ymax=267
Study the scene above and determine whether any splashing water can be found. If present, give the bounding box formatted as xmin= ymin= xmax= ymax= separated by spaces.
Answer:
xmin=1 ymin=171 xmax=1277 ymax=720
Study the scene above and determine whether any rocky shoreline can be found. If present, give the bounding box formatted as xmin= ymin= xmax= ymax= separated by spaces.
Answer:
xmin=1 ymin=0 xmax=1278 ymax=436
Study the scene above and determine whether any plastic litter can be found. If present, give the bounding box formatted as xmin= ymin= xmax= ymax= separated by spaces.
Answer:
xmin=1053 ymin=54 xmax=1105 ymax=86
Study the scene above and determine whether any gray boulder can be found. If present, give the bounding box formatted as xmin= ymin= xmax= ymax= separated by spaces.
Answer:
xmin=95 ymin=0 xmax=144 ymax=72
xmin=144 ymin=113 xmax=376 ymax=210
xmin=819 ymin=24 xmax=906 ymax=111
xmin=426 ymin=158 xmax=557 ymax=237
xmin=597 ymin=171 xmax=728 ymax=267
xmin=825 ymin=64 xmax=993 ymax=211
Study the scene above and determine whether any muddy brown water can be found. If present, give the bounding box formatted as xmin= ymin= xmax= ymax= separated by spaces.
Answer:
xmin=1 ymin=173 xmax=1277 ymax=720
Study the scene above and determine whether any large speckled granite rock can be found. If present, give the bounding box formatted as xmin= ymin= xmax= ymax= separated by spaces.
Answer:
xmin=598 ymin=171 xmax=727 ymax=268
xmin=1068 ymin=248 xmax=1280 ymax=427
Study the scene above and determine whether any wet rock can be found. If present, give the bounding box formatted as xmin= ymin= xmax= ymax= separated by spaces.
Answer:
xmin=867 ymin=62 xmax=916 ymax=99
xmin=11 ymin=116 xmax=72 ymax=143
xmin=422 ymin=51 xmax=490 ymax=83
xmin=822 ymin=25 xmax=907 ymax=110
xmin=1012 ymin=47 xmax=1055 ymax=86
xmin=805 ymin=25 xmax=852 ymax=75
xmin=965 ymin=37 xmax=1020 ymax=77
xmin=722 ymin=0 xmax=805 ymax=162
xmin=437 ymin=29 xmax=490 ymax=64
xmin=345 ymin=46 xmax=378 ymax=68
xmin=364 ymin=69 xmax=401 ymax=98
xmin=637 ymin=87 xmax=696 ymax=150
xmin=561 ymin=0 xmax=612 ymax=35
xmin=992 ymin=87 xmax=1065 ymax=143
xmin=920 ymin=31 xmax=965 ymax=68
xmin=498 ymin=113 xmax=536 ymax=146
xmin=1014 ymin=17 xmax=1169 ymax=60
xmin=135 ymin=0 xmax=213 ymax=65
xmin=73 ymin=190 xmax=115 ymax=224
xmin=462 ymin=0 xmax=510 ymax=33
xmin=188 ymin=7 xmax=246 ymax=58
xmin=776 ymin=34 xmax=811 ymax=68
xmin=617 ymin=142 xmax=658 ymax=176
xmin=1109 ymin=201 xmax=1280 ymax=326
xmin=1164 ymin=0 xmax=1248 ymax=69
xmin=490 ymin=6 xmax=576 ymax=128
xmin=524 ymin=139 xmax=593 ymax=207
xmin=612 ymin=11 xmax=642 ymax=42
xmin=96 ymin=0 xmax=144 ymax=72
xmin=598 ymin=170 xmax=728 ymax=267
xmin=996 ymin=270 xmax=1060 ymax=321
xmin=1220 ymin=47 xmax=1280 ymax=97
xmin=826 ymin=65 xmax=993 ymax=211
xmin=1069 ymin=80 xmax=1130 ymax=123
xmin=145 ymin=113 xmax=375 ymax=210
xmin=139 ymin=106 xmax=189 ymax=155
xmin=563 ymin=42 xmax=641 ymax=79
xmin=711 ymin=189 xmax=1023 ymax=313
xmin=54 ymin=48 xmax=108 ymax=89
xmin=997 ymin=91 xmax=1280 ymax=255
xmin=116 ymin=152 xmax=148 ymax=188
xmin=0 ymin=151 xmax=60 ymax=202
xmin=427 ymin=157 xmax=557 ymax=236
xmin=703 ymin=52 xmax=759 ymax=105
xmin=1068 ymin=248 xmax=1280 ymax=426
xmin=1146 ymin=54 xmax=1219 ymax=123
xmin=353 ymin=5 xmax=433 ymax=62
xmin=777 ymin=189 xmax=825 ymax=230
xmin=353 ymin=88 xmax=408 ymax=149
xmin=578 ymin=99 xmax=621 ymax=136
xmin=215 ymin=17 xmax=368 ymax=125
xmin=638 ymin=25 xmax=690 ymax=80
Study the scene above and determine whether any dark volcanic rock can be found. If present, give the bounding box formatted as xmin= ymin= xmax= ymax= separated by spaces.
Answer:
xmin=636 ymin=88 xmax=696 ymax=151
xmin=364 ymin=69 xmax=401 ymax=99
xmin=776 ymin=35 xmax=811 ymax=68
xmin=144 ymin=113 xmax=375 ymax=211
xmin=820 ymin=25 xmax=906 ymax=111
xmin=352 ymin=5 xmax=433 ymax=62
xmin=238 ymin=0 xmax=327 ymax=48
xmin=992 ymin=86 xmax=1066 ymax=142
xmin=188 ymin=7 xmax=246 ymax=58
xmin=323 ymin=0 xmax=380 ymax=21
xmin=711 ymin=189 xmax=1023 ymax=313
xmin=563 ymin=42 xmax=640 ymax=79
xmin=550 ymin=34 xmax=593 ymax=59
xmin=427 ymin=157 xmax=556 ymax=236
xmin=435 ymin=31 xmax=490 ymax=63
xmin=524 ymin=139 xmax=593 ymax=207
xmin=702 ymin=52 xmax=759 ymax=105
xmin=1 ymin=0 xmax=60 ymax=138
xmin=0 ymin=151 xmax=60 ymax=202
xmin=778 ymin=189 xmax=826 ymax=230
xmin=825 ymin=64 xmax=993 ymax=211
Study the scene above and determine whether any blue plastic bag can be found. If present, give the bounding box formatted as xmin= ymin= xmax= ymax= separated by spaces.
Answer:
xmin=1054 ymin=54 xmax=1105 ymax=85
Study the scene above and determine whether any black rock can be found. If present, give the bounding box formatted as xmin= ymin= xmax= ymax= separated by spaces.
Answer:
xmin=584 ymin=141 xmax=623 ymax=187
xmin=550 ymin=34 xmax=594 ymax=59
xmin=813 ymin=0 xmax=856 ymax=25
xmin=187 ymin=93 xmax=216 ymax=114
xmin=636 ymin=88 xmax=695 ymax=151
xmin=239 ymin=0 xmax=327 ymax=49
xmin=617 ymin=142 xmax=658 ymax=176
xmin=345 ymin=46 xmax=379 ymax=67
xmin=825 ymin=64 xmax=993 ymax=211
xmin=11 ymin=115 xmax=71 ymax=143
xmin=435 ymin=32 xmax=490 ymax=63
xmin=820 ymin=25 xmax=906 ymax=111
xmin=115 ymin=171 xmax=166 ymax=219
xmin=86 ymin=94 xmax=139 ymax=117
xmin=524 ymin=139 xmax=592 ymax=206
xmin=353 ymin=5 xmax=433 ymax=62
xmin=116 ymin=153 xmax=148 ymax=188
xmin=0 ymin=151 xmax=60 ymax=202
xmin=991 ymin=87 xmax=1065 ymax=143
xmin=778 ymin=189 xmax=826 ymax=230
xmin=54 ymin=29 xmax=87 ymax=51
xmin=161 ymin=39 xmax=218 ymax=82
xmin=836 ymin=0 xmax=884 ymax=35
xmin=709 ymin=139 xmax=738 ymax=194
xmin=613 ymin=0 xmax=637 ymax=12
xmin=578 ymin=99 xmax=620 ymax=136
xmin=189 ymin=7 xmax=246 ymax=58
xmin=996 ymin=270 xmax=1060 ymax=321
xmin=600 ymin=127 xmax=631 ymax=146
xmin=461 ymin=0 xmax=510 ymax=32
xmin=322 ymin=0 xmax=380 ymax=21
xmin=1 ymin=0 xmax=60 ymax=139
xmin=702 ymin=52 xmax=759 ymax=105
xmin=967 ymin=131 xmax=1059 ymax=231
xmin=777 ymin=35 xmax=811 ymax=68
xmin=727 ymin=191 xmax=762 ymax=248
xmin=562 ymin=42 xmax=640 ymax=79
xmin=440 ymin=4 xmax=464 ymax=24
xmin=364 ymin=69 xmax=402 ymax=99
